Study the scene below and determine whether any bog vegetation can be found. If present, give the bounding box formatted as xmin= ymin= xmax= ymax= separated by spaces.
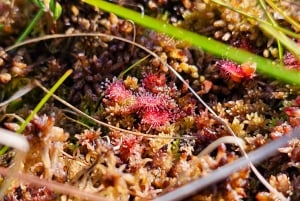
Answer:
xmin=0 ymin=0 xmax=300 ymax=200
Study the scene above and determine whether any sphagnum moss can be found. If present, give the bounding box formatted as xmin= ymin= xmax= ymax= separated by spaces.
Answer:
xmin=1 ymin=0 xmax=300 ymax=201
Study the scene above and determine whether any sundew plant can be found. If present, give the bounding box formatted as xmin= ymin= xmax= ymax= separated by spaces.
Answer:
xmin=0 ymin=0 xmax=300 ymax=201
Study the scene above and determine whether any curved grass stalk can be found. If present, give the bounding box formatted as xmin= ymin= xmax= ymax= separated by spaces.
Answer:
xmin=0 ymin=69 xmax=72 ymax=199
xmin=196 ymin=135 xmax=288 ymax=201
xmin=0 ymin=166 xmax=110 ymax=201
xmin=197 ymin=136 xmax=245 ymax=157
xmin=0 ymin=113 xmax=25 ymax=124
xmin=154 ymin=127 xmax=300 ymax=201
xmin=4 ymin=33 xmax=287 ymax=199
xmin=63 ymin=114 xmax=91 ymax=129
xmin=17 ymin=69 xmax=72 ymax=133
xmin=127 ymin=19 xmax=136 ymax=54
xmin=76 ymin=2 xmax=292 ymax=198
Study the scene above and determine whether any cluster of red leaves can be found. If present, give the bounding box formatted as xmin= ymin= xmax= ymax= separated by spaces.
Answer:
xmin=104 ymin=74 xmax=183 ymax=129
xmin=104 ymin=80 xmax=133 ymax=104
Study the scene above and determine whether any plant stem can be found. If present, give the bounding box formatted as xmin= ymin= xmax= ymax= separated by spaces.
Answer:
xmin=83 ymin=0 xmax=300 ymax=86
xmin=15 ymin=8 xmax=44 ymax=44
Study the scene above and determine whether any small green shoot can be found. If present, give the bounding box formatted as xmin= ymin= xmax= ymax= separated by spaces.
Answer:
xmin=16 ymin=0 xmax=62 ymax=44
xmin=32 ymin=0 xmax=62 ymax=20
xmin=118 ymin=54 xmax=150 ymax=79
xmin=17 ymin=69 xmax=72 ymax=133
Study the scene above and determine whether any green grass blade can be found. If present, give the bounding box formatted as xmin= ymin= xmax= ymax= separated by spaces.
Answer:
xmin=15 ymin=8 xmax=44 ymax=44
xmin=84 ymin=0 xmax=300 ymax=85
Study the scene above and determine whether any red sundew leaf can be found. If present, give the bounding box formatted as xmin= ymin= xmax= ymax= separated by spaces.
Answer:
xmin=105 ymin=80 xmax=133 ymax=103
xmin=141 ymin=110 xmax=170 ymax=128
xmin=135 ymin=93 xmax=168 ymax=112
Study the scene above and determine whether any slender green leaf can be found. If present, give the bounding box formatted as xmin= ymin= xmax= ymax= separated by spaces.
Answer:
xmin=32 ymin=0 xmax=46 ymax=9
xmin=15 ymin=9 xmax=44 ymax=44
xmin=83 ymin=0 xmax=300 ymax=85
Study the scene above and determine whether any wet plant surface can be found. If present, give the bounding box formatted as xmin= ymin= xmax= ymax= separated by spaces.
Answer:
xmin=0 ymin=0 xmax=300 ymax=200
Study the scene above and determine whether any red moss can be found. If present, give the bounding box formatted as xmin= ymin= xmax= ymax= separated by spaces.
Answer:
xmin=120 ymin=135 xmax=144 ymax=166
xmin=231 ymin=37 xmax=257 ymax=53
